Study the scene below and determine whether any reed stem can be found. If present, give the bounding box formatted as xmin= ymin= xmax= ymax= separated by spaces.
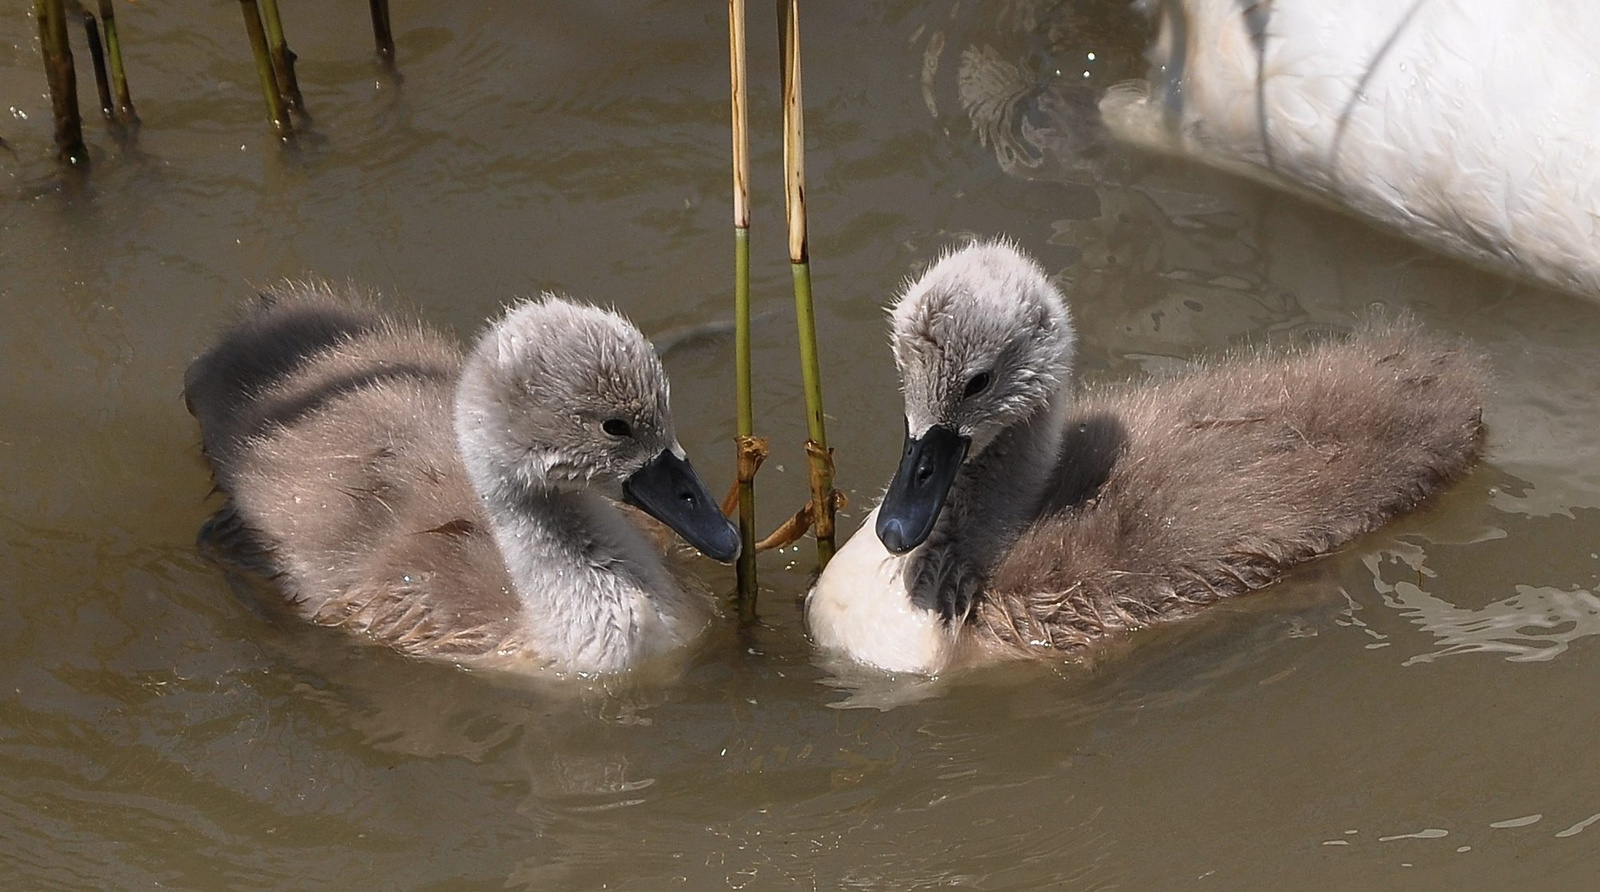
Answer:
xmin=97 ymin=0 xmax=136 ymax=124
xmin=258 ymin=0 xmax=308 ymax=119
xmin=369 ymin=0 xmax=398 ymax=76
xmin=35 ymin=0 xmax=88 ymax=166
xmin=78 ymin=6 xmax=113 ymax=120
xmin=237 ymin=0 xmax=291 ymax=139
xmin=778 ymin=0 xmax=836 ymax=567
xmin=728 ymin=0 xmax=761 ymax=615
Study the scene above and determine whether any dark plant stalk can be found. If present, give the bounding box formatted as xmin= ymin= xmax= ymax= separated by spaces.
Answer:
xmin=78 ymin=5 xmax=113 ymax=119
xmin=258 ymin=0 xmax=308 ymax=119
xmin=369 ymin=0 xmax=398 ymax=76
xmin=777 ymin=0 xmax=837 ymax=567
xmin=96 ymin=0 xmax=136 ymax=124
xmin=237 ymin=0 xmax=291 ymax=139
xmin=35 ymin=0 xmax=88 ymax=165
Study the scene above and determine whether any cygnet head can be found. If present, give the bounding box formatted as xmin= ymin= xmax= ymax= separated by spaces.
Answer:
xmin=455 ymin=295 xmax=740 ymax=562
xmin=877 ymin=239 xmax=1076 ymax=554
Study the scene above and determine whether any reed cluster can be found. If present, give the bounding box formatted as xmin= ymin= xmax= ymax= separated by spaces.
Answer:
xmin=27 ymin=0 xmax=398 ymax=154
xmin=28 ymin=1 xmax=838 ymax=620
xmin=723 ymin=0 xmax=845 ymax=617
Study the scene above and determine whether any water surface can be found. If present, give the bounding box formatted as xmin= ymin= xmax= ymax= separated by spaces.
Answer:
xmin=3 ymin=1 xmax=1599 ymax=888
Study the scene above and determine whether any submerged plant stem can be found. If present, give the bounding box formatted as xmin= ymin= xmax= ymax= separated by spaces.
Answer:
xmin=369 ymin=0 xmax=398 ymax=76
xmin=238 ymin=0 xmax=291 ymax=139
xmin=36 ymin=0 xmax=88 ymax=165
xmin=79 ymin=7 xmax=113 ymax=120
xmin=258 ymin=0 xmax=308 ymax=119
xmin=97 ymin=0 xmax=136 ymax=124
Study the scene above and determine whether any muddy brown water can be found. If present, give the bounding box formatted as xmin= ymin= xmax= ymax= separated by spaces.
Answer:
xmin=3 ymin=2 xmax=1599 ymax=889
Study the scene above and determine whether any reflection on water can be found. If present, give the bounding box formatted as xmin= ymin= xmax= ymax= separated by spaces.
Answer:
xmin=1360 ymin=507 xmax=1600 ymax=664
xmin=922 ymin=0 xmax=1146 ymax=183
xmin=4 ymin=0 xmax=1600 ymax=888
xmin=1393 ymin=576 xmax=1600 ymax=666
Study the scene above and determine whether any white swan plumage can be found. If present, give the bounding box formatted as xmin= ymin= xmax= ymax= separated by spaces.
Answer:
xmin=1102 ymin=0 xmax=1600 ymax=297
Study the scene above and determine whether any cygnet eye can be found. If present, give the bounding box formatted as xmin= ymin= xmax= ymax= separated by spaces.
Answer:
xmin=602 ymin=418 xmax=633 ymax=438
xmin=963 ymin=371 xmax=992 ymax=399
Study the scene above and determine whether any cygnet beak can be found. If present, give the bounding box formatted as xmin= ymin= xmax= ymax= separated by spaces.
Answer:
xmin=623 ymin=450 xmax=742 ymax=563
xmin=876 ymin=424 xmax=970 ymax=554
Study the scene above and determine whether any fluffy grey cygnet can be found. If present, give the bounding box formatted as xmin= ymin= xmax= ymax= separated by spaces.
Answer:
xmin=808 ymin=239 xmax=1487 ymax=674
xmin=185 ymin=281 xmax=739 ymax=676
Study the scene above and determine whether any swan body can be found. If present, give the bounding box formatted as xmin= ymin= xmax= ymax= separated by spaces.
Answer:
xmin=808 ymin=240 xmax=1486 ymax=675
xmin=185 ymin=282 xmax=739 ymax=676
xmin=1101 ymin=0 xmax=1600 ymax=297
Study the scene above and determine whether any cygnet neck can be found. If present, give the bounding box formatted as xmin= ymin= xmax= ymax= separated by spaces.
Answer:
xmin=804 ymin=383 xmax=1073 ymax=675
xmin=930 ymin=385 xmax=1073 ymax=569
xmin=452 ymin=357 xmax=698 ymax=673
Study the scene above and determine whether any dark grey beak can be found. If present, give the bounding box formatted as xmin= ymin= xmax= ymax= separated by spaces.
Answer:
xmin=623 ymin=450 xmax=742 ymax=563
xmin=876 ymin=424 xmax=970 ymax=554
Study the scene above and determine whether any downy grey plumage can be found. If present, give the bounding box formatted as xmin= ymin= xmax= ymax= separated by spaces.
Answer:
xmin=808 ymin=239 xmax=1487 ymax=674
xmin=186 ymin=281 xmax=739 ymax=676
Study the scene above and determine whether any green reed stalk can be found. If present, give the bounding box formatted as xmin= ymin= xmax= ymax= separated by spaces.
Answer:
xmin=35 ymin=0 xmax=88 ymax=165
xmin=97 ymin=0 xmax=136 ymax=124
xmin=728 ymin=0 xmax=762 ymax=616
xmin=238 ymin=0 xmax=291 ymax=139
xmin=258 ymin=0 xmax=308 ymax=119
xmin=778 ymin=0 xmax=836 ymax=567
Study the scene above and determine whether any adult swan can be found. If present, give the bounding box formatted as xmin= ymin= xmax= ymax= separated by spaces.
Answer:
xmin=1101 ymin=0 xmax=1600 ymax=298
